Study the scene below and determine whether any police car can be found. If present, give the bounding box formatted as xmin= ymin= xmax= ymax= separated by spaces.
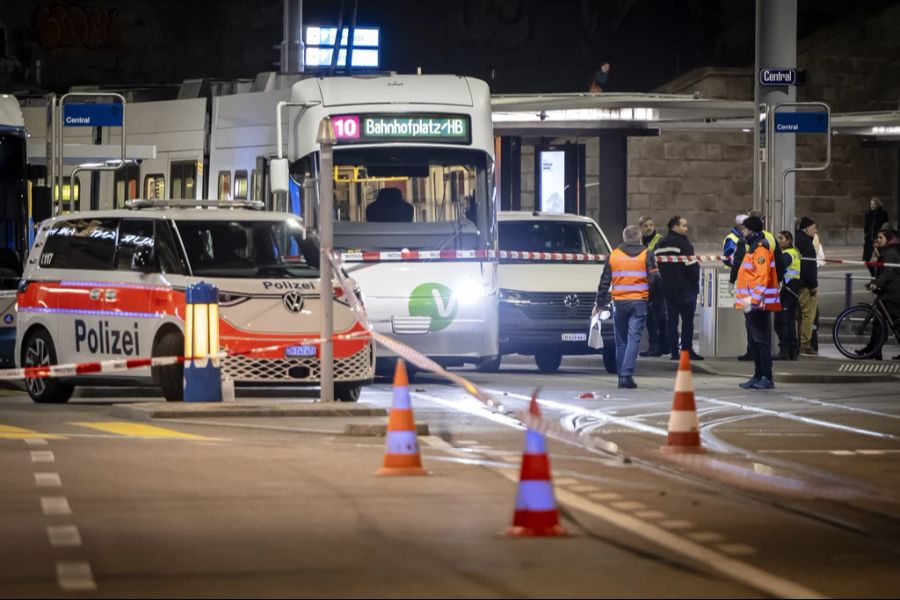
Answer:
xmin=15 ymin=201 xmax=374 ymax=403
xmin=492 ymin=212 xmax=616 ymax=374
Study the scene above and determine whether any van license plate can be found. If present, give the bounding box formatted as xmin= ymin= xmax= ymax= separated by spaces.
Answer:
xmin=561 ymin=333 xmax=587 ymax=342
xmin=285 ymin=345 xmax=317 ymax=357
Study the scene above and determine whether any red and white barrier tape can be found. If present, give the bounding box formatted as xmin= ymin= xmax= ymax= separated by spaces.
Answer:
xmin=2 ymin=331 xmax=371 ymax=382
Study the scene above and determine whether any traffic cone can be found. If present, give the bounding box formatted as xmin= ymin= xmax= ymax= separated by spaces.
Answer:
xmin=375 ymin=360 xmax=428 ymax=476
xmin=506 ymin=395 xmax=567 ymax=537
xmin=661 ymin=350 xmax=706 ymax=453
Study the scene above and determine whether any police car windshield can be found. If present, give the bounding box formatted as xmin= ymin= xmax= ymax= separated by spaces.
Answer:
xmin=499 ymin=221 xmax=609 ymax=255
xmin=174 ymin=219 xmax=317 ymax=278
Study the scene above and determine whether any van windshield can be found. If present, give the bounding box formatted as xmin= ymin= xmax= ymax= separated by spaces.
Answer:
xmin=174 ymin=219 xmax=318 ymax=278
xmin=499 ymin=220 xmax=610 ymax=255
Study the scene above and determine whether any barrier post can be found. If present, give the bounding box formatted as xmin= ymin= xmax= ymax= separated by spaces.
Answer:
xmin=844 ymin=272 xmax=853 ymax=311
xmin=183 ymin=281 xmax=222 ymax=403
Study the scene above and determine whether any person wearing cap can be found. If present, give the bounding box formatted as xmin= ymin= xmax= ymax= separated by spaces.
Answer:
xmin=795 ymin=216 xmax=819 ymax=356
xmin=594 ymin=225 xmax=660 ymax=389
xmin=734 ymin=215 xmax=780 ymax=389
xmin=638 ymin=216 xmax=667 ymax=357
xmin=723 ymin=213 xmax=747 ymax=267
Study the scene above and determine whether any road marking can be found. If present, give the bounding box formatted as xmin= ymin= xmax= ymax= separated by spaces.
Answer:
xmin=553 ymin=477 xmax=580 ymax=486
xmin=659 ymin=519 xmax=694 ymax=530
xmin=47 ymin=525 xmax=82 ymax=547
xmin=856 ymin=449 xmax=888 ymax=455
xmin=30 ymin=450 xmax=54 ymax=463
xmin=569 ymin=484 xmax=601 ymax=493
xmin=56 ymin=562 xmax=96 ymax=591
xmin=24 ymin=438 xmax=50 ymax=446
xmin=688 ymin=531 xmax=727 ymax=543
xmin=716 ymin=543 xmax=757 ymax=556
xmin=759 ymin=448 xmax=900 ymax=454
xmin=41 ymin=497 xmax=72 ymax=516
xmin=70 ymin=422 xmax=212 ymax=440
xmin=34 ymin=473 xmax=62 ymax=487
xmin=455 ymin=440 xmax=481 ymax=445
xmin=634 ymin=510 xmax=667 ymax=520
xmin=588 ymin=492 xmax=622 ymax=501
xmin=0 ymin=424 xmax=63 ymax=440
xmin=609 ymin=500 xmax=647 ymax=511
xmin=830 ymin=450 xmax=856 ymax=456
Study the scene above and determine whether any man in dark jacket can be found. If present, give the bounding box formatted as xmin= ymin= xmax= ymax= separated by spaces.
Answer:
xmin=795 ymin=216 xmax=819 ymax=356
xmin=654 ymin=215 xmax=703 ymax=361
xmin=864 ymin=197 xmax=890 ymax=276
xmin=638 ymin=216 xmax=667 ymax=357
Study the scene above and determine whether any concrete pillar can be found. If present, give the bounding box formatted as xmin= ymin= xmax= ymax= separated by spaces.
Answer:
xmin=597 ymin=134 xmax=627 ymax=241
xmin=754 ymin=0 xmax=797 ymax=233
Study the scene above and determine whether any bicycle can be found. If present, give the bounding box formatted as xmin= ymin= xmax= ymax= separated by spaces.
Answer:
xmin=832 ymin=295 xmax=900 ymax=360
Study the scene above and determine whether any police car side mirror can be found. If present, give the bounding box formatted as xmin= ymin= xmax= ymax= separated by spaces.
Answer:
xmin=131 ymin=246 xmax=157 ymax=273
xmin=270 ymin=158 xmax=290 ymax=195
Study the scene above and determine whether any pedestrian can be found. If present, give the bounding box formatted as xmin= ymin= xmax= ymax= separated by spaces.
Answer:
xmin=722 ymin=213 xmax=748 ymax=267
xmin=734 ymin=215 xmax=780 ymax=389
xmin=730 ymin=210 xmax=785 ymax=360
xmin=856 ymin=225 xmax=898 ymax=360
xmin=638 ymin=216 xmax=667 ymax=357
xmin=773 ymin=230 xmax=801 ymax=361
xmin=795 ymin=216 xmax=819 ymax=357
xmin=655 ymin=215 xmax=704 ymax=361
xmin=869 ymin=224 xmax=900 ymax=360
xmin=864 ymin=197 xmax=890 ymax=276
xmin=593 ymin=225 xmax=659 ymax=389
xmin=589 ymin=62 xmax=611 ymax=93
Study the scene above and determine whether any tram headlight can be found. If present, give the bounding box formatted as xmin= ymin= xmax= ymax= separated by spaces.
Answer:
xmin=453 ymin=280 xmax=492 ymax=305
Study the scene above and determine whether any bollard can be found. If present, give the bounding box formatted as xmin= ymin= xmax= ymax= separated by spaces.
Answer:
xmin=844 ymin=272 xmax=853 ymax=311
xmin=183 ymin=281 xmax=222 ymax=403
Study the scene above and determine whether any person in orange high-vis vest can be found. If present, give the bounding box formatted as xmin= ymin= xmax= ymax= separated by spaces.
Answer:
xmin=734 ymin=215 xmax=781 ymax=390
xmin=594 ymin=225 xmax=660 ymax=389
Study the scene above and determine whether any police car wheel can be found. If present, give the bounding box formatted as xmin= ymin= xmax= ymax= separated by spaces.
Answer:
xmin=335 ymin=383 xmax=361 ymax=402
xmin=22 ymin=329 xmax=74 ymax=404
xmin=476 ymin=355 xmax=502 ymax=373
xmin=152 ymin=330 xmax=184 ymax=402
xmin=602 ymin=346 xmax=617 ymax=374
xmin=534 ymin=350 xmax=562 ymax=373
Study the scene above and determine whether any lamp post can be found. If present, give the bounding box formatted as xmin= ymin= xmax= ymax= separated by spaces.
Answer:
xmin=317 ymin=116 xmax=336 ymax=402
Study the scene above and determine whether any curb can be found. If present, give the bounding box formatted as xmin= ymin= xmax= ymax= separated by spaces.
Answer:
xmin=111 ymin=401 xmax=387 ymax=421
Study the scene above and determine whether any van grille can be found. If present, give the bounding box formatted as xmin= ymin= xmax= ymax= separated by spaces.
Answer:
xmin=221 ymin=343 xmax=375 ymax=383
xmin=517 ymin=292 xmax=595 ymax=320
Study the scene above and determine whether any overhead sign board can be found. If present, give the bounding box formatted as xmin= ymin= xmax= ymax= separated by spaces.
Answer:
xmin=330 ymin=114 xmax=471 ymax=144
xmin=759 ymin=68 xmax=797 ymax=86
xmin=63 ymin=103 xmax=123 ymax=127
xmin=774 ymin=111 xmax=829 ymax=134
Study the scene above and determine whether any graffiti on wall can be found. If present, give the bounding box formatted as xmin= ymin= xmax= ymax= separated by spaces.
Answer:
xmin=34 ymin=6 xmax=123 ymax=50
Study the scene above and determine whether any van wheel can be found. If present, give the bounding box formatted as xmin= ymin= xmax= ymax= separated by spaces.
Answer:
xmin=22 ymin=329 xmax=73 ymax=404
xmin=534 ymin=350 xmax=562 ymax=373
xmin=152 ymin=330 xmax=184 ymax=402
xmin=476 ymin=355 xmax=501 ymax=373
xmin=335 ymin=383 xmax=361 ymax=402
xmin=602 ymin=346 xmax=617 ymax=374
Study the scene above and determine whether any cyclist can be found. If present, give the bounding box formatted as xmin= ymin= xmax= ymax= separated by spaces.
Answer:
xmin=867 ymin=224 xmax=900 ymax=360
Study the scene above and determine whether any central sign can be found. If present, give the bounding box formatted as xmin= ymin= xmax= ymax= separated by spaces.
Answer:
xmin=759 ymin=68 xmax=797 ymax=86
xmin=331 ymin=114 xmax=471 ymax=144
xmin=62 ymin=102 xmax=123 ymax=127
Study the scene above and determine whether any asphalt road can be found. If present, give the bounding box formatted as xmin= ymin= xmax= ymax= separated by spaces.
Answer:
xmin=1 ymin=354 xmax=898 ymax=598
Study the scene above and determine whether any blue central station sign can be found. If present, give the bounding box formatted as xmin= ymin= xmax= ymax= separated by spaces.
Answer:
xmin=63 ymin=103 xmax=123 ymax=127
xmin=759 ymin=68 xmax=797 ymax=86
xmin=774 ymin=111 xmax=829 ymax=134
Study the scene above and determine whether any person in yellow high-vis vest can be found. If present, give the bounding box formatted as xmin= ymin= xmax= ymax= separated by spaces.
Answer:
xmin=774 ymin=230 xmax=801 ymax=361
xmin=594 ymin=225 xmax=660 ymax=389
xmin=734 ymin=216 xmax=781 ymax=390
xmin=638 ymin=215 xmax=667 ymax=357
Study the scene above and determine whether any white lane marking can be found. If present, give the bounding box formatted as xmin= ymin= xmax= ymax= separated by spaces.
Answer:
xmin=455 ymin=440 xmax=480 ymax=446
xmin=697 ymin=396 xmax=900 ymax=441
xmin=501 ymin=455 xmax=519 ymax=463
xmin=47 ymin=525 xmax=82 ymax=547
xmin=609 ymin=500 xmax=648 ymax=511
xmin=588 ymin=492 xmax=622 ymax=501
xmin=24 ymin=438 xmax=49 ymax=446
xmin=41 ymin=497 xmax=72 ymax=516
xmin=759 ymin=449 xmax=900 ymax=455
xmin=56 ymin=562 xmax=96 ymax=591
xmin=413 ymin=392 xmax=525 ymax=430
xmin=688 ymin=531 xmax=727 ymax=543
xmin=421 ymin=424 xmax=821 ymax=598
xmin=30 ymin=450 xmax=55 ymax=463
xmin=659 ymin=519 xmax=694 ymax=530
xmin=830 ymin=450 xmax=856 ymax=456
xmin=34 ymin=473 xmax=62 ymax=487
xmin=785 ymin=395 xmax=900 ymax=420
xmin=856 ymin=449 xmax=888 ymax=455
xmin=717 ymin=543 xmax=757 ymax=556
xmin=634 ymin=510 xmax=667 ymax=520
xmin=569 ymin=484 xmax=601 ymax=493
xmin=552 ymin=477 xmax=580 ymax=486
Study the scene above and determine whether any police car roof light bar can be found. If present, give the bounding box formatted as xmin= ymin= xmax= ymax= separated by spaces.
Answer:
xmin=125 ymin=199 xmax=266 ymax=210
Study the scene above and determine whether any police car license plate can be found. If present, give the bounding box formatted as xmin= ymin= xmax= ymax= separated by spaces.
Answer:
xmin=285 ymin=345 xmax=317 ymax=357
xmin=561 ymin=333 xmax=587 ymax=342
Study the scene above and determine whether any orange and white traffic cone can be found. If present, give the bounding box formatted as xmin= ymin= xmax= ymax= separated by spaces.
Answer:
xmin=506 ymin=394 xmax=567 ymax=537
xmin=375 ymin=360 xmax=428 ymax=476
xmin=661 ymin=350 xmax=706 ymax=453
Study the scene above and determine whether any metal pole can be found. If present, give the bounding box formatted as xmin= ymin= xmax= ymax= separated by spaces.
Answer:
xmin=317 ymin=117 xmax=336 ymax=402
xmin=845 ymin=272 xmax=853 ymax=311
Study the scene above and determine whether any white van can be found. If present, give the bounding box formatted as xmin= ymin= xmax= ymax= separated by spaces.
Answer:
xmin=492 ymin=212 xmax=616 ymax=373
xmin=16 ymin=203 xmax=374 ymax=403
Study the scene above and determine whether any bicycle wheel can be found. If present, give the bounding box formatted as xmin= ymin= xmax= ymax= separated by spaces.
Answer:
xmin=832 ymin=304 xmax=887 ymax=359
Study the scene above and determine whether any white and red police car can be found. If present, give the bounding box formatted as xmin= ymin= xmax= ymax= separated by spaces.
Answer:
xmin=16 ymin=202 xmax=374 ymax=403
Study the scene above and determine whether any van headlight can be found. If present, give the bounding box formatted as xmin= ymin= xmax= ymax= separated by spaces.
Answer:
xmin=498 ymin=289 xmax=529 ymax=305
xmin=453 ymin=280 xmax=492 ymax=305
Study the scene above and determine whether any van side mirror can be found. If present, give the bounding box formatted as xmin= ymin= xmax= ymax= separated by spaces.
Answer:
xmin=270 ymin=158 xmax=290 ymax=194
xmin=131 ymin=246 xmax=157 ymax=273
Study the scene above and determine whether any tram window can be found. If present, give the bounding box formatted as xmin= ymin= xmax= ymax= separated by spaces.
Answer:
xmin=234 ymin=170 xmax=248 ymax=200
xmin=218 ymin=171 xmax=232 ymax=200
xmin=170 ymin=161 xmax=197 ymax=200
xmin=114 ymin=164 xmax=139 ymax=207
xmin=144 ymin=174 xmax=166 ymax=200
